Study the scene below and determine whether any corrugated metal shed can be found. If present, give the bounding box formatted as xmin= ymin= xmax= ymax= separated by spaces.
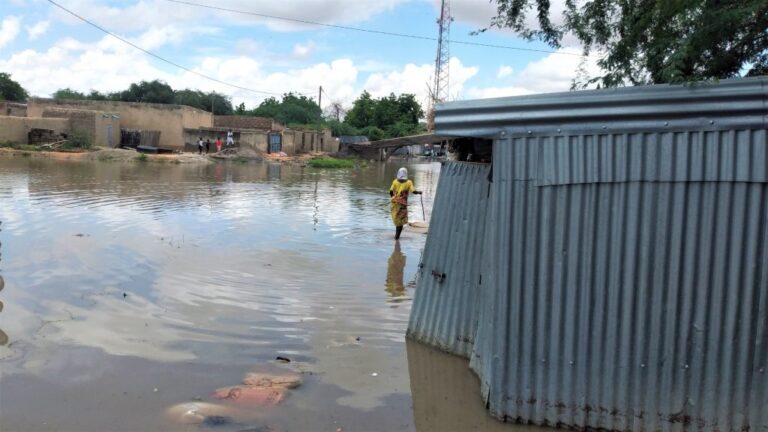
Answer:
xmin=407 ymin=161 xmax=490 ymax=357
xmin=409 ymin=77 xmax=768 ymax=431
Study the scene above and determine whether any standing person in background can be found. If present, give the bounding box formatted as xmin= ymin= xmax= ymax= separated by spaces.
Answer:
xmin=226 ymin=129 xmax=234 ymax=148
xmin=215 ymin=136 xmax=223 ymax=152
xmin=197 ymin=136 xmax=204 ymax=155
xmin=205 ymin=138 xmax=211 ymax=154
xmin=389 ymin=167 xmax=422 ymax=240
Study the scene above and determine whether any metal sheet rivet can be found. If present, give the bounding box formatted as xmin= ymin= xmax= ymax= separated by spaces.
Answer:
xmin=760 ymin=368 xmax=765 ymax=373
xmin=500 ymin=131 xmax=506 ymax=136
xmin=569 ymin=361 xmax=574 ymax=365
xmin=541 ymin=358 xmax=546 ymax=363
xmin=527 ymin=130 xmax=532 ymax=134
xmin=684 ymin=364 xmax=689 ymax=369
xmin=602 ymin=125 xmax=607 ymax=129
xmin=664 ymin=122 xmax=669 ymax=126
xmin=640 ymin=363 xmax=645 ymax=368
xmin=557 ymin=128 xmax=561 ymax=133
xmin=709 ymin=120 xmax=714 ymax=125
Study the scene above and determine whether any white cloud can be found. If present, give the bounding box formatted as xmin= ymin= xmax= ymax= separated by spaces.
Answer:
xmin=234 ymin=38 xmax=261 ymax=55
xmin=291 ymin=40 xmax=316 ymax=60
xmin=467 ymin=47 xmax=600 ymax=99
xmin=26 ymin=20 xmax=50 ymax=40
xmin=52 ymin=0 xmax=411 ymax=34
xmin=0 ymin=16 xmax=22 ymax=49
xmin=445 ymin=0 xmax=582 ymax=48
xmin=497 ymin=65 xmax=513 ymax=78
xmin=363 ymin=57 xmax=478 ymax=108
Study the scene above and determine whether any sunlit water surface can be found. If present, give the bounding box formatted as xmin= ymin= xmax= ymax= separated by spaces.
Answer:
xmin=0 ymin=157 xmax=449 ymax=432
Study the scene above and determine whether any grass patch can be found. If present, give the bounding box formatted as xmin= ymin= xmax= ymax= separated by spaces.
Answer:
xmin=135 ymin=153 xmax=148 ymax=162
xmin=307 ymin=157 xmax=355 ymax=169
xmin=0 ymin=141 xmax=45 ymax=152
xmin=60 ymin=129 xmax=93 ymax=150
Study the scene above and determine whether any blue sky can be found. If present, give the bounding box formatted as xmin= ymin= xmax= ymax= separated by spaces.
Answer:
xmin=0 ymin=0 xmax=594 ymax=110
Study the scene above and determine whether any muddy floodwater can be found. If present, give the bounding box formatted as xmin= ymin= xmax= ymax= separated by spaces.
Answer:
xmin=0 ymin=157 xmax=522 ymax=432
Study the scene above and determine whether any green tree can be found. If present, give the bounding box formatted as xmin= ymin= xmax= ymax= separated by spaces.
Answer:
xmin=118 ymin=80 xmax=175 ymax=104
xmin=0 ymin=73 xmax=29 ymax=102
xmin=485 ymin=0 xmax=768 ymax=86
xmin=53 ymin=88 xmax=88 ymax=100
xmin=235 ymin=102 xmax=247 ymax=114
xmin=251 ymin=93 xmax=320 ymax=125
xmin=326 ymin=119 xmax=360 ymax=137
xmin=344 ymin=91 xmax=376 ymax=129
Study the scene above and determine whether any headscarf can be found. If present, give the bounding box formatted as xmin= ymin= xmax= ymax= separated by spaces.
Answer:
xmin=397 ymin=167 xmax=408 ymax=181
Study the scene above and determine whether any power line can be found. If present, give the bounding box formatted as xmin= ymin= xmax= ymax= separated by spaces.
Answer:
xmin=164 ymin=0 xmax=580 ymax=57
xmin=45 ymin=0 xmax=311 ymax=97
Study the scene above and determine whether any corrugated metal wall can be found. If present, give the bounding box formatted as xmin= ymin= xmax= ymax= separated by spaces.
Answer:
xmin=407 ymin=161 xmax=490 ymax=357
xmin=410 ymin=78 xmax=768 ymax=431
xmin=474 ymin=136 xmax=767 ymax=431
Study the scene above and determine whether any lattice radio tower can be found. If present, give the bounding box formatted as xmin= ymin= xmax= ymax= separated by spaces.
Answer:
xmin=429 ymin=0 xmax=452 ymax=130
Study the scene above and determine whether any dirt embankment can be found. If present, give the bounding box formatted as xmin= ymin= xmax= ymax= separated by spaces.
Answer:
xmin=0 ymin=146 xmax=335 ymax=165
xmin=0 ymin=147 xmax=212 ymax=164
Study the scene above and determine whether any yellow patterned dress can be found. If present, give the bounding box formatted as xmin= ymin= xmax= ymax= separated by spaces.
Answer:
xmin=389 ymin=179 xmax=415 ymax=227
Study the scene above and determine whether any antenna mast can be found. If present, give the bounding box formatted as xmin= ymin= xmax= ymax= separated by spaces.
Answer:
xmin=429 ymin=0 xmax=451 ymax=131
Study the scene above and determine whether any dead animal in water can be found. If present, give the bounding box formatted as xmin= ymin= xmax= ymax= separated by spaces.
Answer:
xmin=242 ymin=372 xmax=301 ymax=389
xmin=212 ymin=385 xmax=285 ymax=407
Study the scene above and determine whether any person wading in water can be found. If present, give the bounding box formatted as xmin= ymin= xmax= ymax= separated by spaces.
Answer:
xmin=389 ymin=167 xmax=422 ymax=240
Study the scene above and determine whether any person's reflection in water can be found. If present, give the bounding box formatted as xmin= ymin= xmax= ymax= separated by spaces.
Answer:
xmin=385 ymin=241 xmax=407 ymax=304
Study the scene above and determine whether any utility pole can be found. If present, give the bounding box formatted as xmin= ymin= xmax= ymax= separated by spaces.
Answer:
xmin=317 ymin=85 xmax=323 ymax=152
xmin=428 ymin=0 xmax=452 ymax=131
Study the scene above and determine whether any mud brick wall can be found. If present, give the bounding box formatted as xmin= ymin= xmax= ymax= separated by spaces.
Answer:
xmin=214 ymin=115 xmax=276 ymax=130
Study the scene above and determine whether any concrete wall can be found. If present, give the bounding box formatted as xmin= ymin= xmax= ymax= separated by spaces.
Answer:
xmin=0 ymin=102 xmax=27 ymax=117
xmin=281 ymin=132 xmax=295 ymax=155
xmin=183 ymin=127 xmax=269 ymax=153
xmin=42 ymin=108 xmax=120 ymax=147
xmin=94 ymin=112 xmax=121 ymax=147
xmin=0 ymin=116 xmax=69 ymax=144
xmin=285 ymin=128 xmax=334 ymax=153
xmin=28 ymin=98 xmax=212 ymax=149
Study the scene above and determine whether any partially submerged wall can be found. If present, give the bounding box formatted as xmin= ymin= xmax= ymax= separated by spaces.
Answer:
xmin=0 ymin=116 xmax=69 ymax=143
xmin=29 ymin=99 xmax=212 ymax=149
xmin=42 ymin=108 xmax=120 ymax=147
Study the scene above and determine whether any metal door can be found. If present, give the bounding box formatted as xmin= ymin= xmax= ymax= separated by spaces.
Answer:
xmin=269 ymin=134 xmax=282 ymax=153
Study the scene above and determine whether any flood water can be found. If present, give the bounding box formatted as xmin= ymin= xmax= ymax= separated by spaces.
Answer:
xmin=0 ymin=156 xmax=518 ymax=432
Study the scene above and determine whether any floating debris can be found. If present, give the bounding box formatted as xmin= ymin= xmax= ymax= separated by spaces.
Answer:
xmin=165 ymin=402 xmax=238 ymax=425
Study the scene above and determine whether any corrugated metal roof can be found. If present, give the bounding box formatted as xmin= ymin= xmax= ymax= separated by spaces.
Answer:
xmin=407 ymin=161 xmax=490 ymax=357
xmin=435 ymin=77 xmax=768 ymax=138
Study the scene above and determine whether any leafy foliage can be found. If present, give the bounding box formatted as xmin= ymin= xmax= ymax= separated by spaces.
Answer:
xmin=0 ymin=72 xmax=28 ymax=102
xmin=249 ymin=93 xmax=322 ymax=125
xmin=486 ymin=0 xmax=768 ymax=86
xmin=343 ymin=92 xmax=424 ymax=140
xmin=63 ymin=129 xmax=93 ymax=150
xmin=52 ymin=80 xmax=233 ymax=114
xmin=307 ymin=156 xmax=355 ymax=168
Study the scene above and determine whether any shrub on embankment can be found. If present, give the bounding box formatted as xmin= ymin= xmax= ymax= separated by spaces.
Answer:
xmin=306 ymin=157 xmax=356 ymax=168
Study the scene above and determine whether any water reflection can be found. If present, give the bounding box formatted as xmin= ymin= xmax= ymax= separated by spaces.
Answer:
xmin=407 ymin=339 xmax=545 ymax=432
xmin=385 ymin=241 xmax=407 ymax=303
xmin=0 ymin=157 xmax=439 ymax=431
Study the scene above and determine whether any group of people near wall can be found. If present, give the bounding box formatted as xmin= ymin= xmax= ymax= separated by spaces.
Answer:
xmin=197 ymin=129 xmax=235 ymax=154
